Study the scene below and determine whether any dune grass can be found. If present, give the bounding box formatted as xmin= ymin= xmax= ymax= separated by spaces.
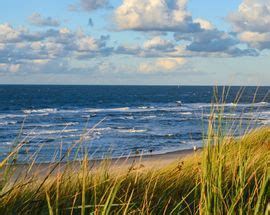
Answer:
xmin=0 ymin=124 xmax=269 ymax=214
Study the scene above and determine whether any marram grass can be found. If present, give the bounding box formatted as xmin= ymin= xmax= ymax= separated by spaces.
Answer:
xmin=0 ymin=125 xmax=269 ymax=214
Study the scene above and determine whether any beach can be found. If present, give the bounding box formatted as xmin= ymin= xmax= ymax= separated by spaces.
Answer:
xmin=5 ymin=148 xmax=200 ymax=180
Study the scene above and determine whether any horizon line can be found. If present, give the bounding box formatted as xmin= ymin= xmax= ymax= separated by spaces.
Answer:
xmin=0 ymin=84 xmax=269 ymax=87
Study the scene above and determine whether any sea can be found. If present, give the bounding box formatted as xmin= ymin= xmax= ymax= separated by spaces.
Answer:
xmin=0 ymin=85 xmax=269 ymax=163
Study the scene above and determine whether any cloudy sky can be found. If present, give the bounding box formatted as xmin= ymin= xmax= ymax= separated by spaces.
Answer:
xmin=0 ymin=0 xmax=270 ymax=85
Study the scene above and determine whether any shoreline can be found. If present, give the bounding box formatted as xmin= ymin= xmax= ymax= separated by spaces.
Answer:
xmin=5 ymin=148 xmax=201 ymax=179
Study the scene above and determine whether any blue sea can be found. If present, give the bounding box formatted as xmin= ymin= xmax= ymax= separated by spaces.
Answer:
xmin=0 ymin=85 xmax=269 ymax=163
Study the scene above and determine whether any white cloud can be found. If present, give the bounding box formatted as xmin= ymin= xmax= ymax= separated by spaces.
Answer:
xmin=116 ymin=32 xmax=258 ymax=58
xmin=0 ymin=43 xmax=5 ymax=50
xmin=0 ymin=23 xmax=21 ymax=42
xmin=69 ymin=0 xmax=109 ymax=11
xmin=76 ymin=36 xmax=102 ymax=51
xmin=0 ymin=23 xmax=113 ymax=74
xmin=81 ymin=0 xmax=109 ymax=10
xmin=194 ymin=18 xmax=213 ymax=30
xmin=115 ymin=0 xmax=201 ymax=32
xmin=28 ymin=13 xmax=60 ymax=27
xmin=186 ymin=30 xmax=237 ymax=52
xmin=1 ymin=0 xmax=265 ymax=78
xmin=174 ymin=29 xmax=259 ymax=57
xmin=30 ymin=59 xmax=50 ymax=65
xmin=143 ymin=36 xmax=174 ymax=51
xmin=0 ymin=63 xmax=20 ymax=73
xmin=139 ymin=57 xmax=186 ymax=73
xmin=238 ymin=31 xmax=270 ymax=43
xmin=116 ymin=44 xmax=141 ymax=55
xmin=228 ymin=0 xmax=270 ymax=49
xmin=115 ymin=37 xmax=176 ymax=57
xmin=114 ymin=0 xmax=257 ymax=56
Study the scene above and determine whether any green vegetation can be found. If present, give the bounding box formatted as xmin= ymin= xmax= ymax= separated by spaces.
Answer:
xmin=0 ymin=124 xmax=269 ymax=214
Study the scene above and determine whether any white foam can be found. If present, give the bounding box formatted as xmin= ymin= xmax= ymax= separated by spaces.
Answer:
xmin=27 ymin=129 xmax=78 ymax=135
xmin=242 ymin=111 xmax=270 ymax=121
xmin=2 ymin=142 xmax=13 ymax=145
xmin=112 ymin=107 xmax=130 ymax=111
xmin=0 ymin=114 xmax=26 ymax=119
xmin=259 ymin=111 xmax=270 ymax=115
xmin=261 ymin=119 xmax=270 ymax=125
xmin=180 ymin=112 xmax=192 ymax=115
xmin=176 ymin=101 xmax=182 ymax=106
xmin=94 ymin=127 xmax=112 ymax=132
xmin=203 ymin=112 xmax=237 ymax=118
xmin=84 ymin=106 xmax=161 ymax=114
xmin=119 ymin=116 xmax=134 ymax=120
xmin=257 ymin=102 xmax=269 ymax=106
xmin=58 ymin=109 xmax=80 ymax=114
xmin=63 ymin=122 xmax=79 ymax=126
xmin=0 ymin=121 xmax=17 ymax=126
xmin=197 ymin=102 xmax=269 ymax=109
xmin=197 ymin=103 xmax=236 ymax=108
xmin=118 ymin=128 xmax=147 ymax=133
xmin=23 ymin=108 xmax=57 ymax=114
xmin=140 ymin=115 xmax=157 ymax=120
xmin=28 ymin=122 xmax=79 ymax=128
xmin=138 ymin=106 xmax=148 ymax=109
xmin=85 ymin=107 xmax=130 ymax=113
xmin=138 ymin=106 xmax=155 ymax=110
xmin=83 ymin=105 xmax=191 ymax=114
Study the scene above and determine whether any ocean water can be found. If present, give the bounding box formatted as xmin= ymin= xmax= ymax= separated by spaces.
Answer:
xmin=0 ymin=85 xmax=269 ymax=163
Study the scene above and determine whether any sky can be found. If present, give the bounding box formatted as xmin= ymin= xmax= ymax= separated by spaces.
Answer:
xmin=0 ymin=0 xmax=270 ymax=85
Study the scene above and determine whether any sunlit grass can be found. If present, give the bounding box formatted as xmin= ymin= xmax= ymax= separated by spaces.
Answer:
xmin=0 ymin=125 xmax=269 ymax=214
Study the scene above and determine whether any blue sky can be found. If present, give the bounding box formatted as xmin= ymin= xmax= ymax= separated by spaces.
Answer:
xmin=0 ymin=0 xmax=269 ymax=85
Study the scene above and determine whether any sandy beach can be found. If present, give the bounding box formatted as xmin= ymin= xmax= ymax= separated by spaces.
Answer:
xmin=3 ymin=148 xmax=201 ymax=180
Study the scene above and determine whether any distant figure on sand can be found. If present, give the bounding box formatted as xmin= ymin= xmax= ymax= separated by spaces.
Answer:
xmin=135 ymin=149 xmax=140 ymax=155
xmin=193 ymin=145 xmax=198 ymax=152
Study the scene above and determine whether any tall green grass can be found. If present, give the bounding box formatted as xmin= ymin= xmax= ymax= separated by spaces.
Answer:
xmin=0 ymin=128 xmax=269 ymax=214
xmin=0 ymin=89 xmax=269 ymax=214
